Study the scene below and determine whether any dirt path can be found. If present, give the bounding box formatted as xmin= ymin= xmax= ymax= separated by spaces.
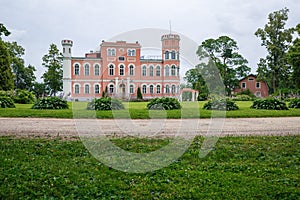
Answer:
xmin=0 ymin=117 xmax=299 ymax=139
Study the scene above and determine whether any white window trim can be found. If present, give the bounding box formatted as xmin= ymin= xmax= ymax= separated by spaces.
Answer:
xmin=73 ymin=62 xmax=81 ymax=75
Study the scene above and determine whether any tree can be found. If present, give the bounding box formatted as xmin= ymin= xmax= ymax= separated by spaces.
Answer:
xmin=137 ymin=87 xmax=143 ymax=100
xmin=287 ymin=23 xmax=300 ymax=90
xmin=0 ymin=23 xmax=14 ymax=91
xmin=195 ymin=36 xmax=250 ymax=96
xmin=42 ymin=44 xmax=63 ymax=96
xmin=5 ymin=41 xmax=36 ymax=90
xmin=255 ymin=8 xmax=294 ymax=94
xmin=32 ymin=82 xmax=48 ymax=99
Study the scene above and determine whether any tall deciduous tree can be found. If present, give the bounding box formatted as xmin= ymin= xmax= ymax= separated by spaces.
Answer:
xmin=195 ymin=36 xmax=250 ymax=96
xmin=0 ymin=23 xmax=14 ymax=91
xmin=6 ymin=41 xmax=36 ymax=90
xmin=42 ymin=44 xmax=63 ymax=96
xmin=255 ymin=7 xmax=294 ymax=94
xmin=287 ymin=23 xmax=300 ymax=91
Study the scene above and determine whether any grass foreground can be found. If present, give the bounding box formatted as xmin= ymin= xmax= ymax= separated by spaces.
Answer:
xmin=1 ymin=101 xmax=300 ymax=119
xmin=1 ymin=136 xmax=299 ymax=199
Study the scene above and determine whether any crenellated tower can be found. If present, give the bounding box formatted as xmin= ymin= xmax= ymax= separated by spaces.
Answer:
xmin=61 ymin=39 xmax=73 ymax=98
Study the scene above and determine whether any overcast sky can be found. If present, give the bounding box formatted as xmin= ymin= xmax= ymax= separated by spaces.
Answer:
xmin=1 ymin=0 xmax=300 ymax=81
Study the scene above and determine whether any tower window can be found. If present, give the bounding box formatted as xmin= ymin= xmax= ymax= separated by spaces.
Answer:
xmin=165 ymin=51 xmax=169 ymax=59
xmin=109 ymin=65 xmax=114 ymax=76
xmin=156 ymin=66 xmax=161 ymax=76
xmin=165 ymin=66 xmax=170 ymax=76
xmin=171 ymin=65 xmax=176 ymax=76
xmin=119 ymin=65 xmax=125 ymax=76
xmin=129 ymin=65 xmax=134 ymax=76
xmin=171 ymin=51 xmax=176 ymax=59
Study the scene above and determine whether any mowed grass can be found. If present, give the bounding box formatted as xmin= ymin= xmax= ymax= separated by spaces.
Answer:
xmin=0 ymin=101 xmax=300 ymax=119
xmin=1 ymin=136 xmax=299 ymax=199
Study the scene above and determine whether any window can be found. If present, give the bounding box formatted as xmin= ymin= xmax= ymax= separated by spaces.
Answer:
xmin=142 ymin=65 xmax=147 ymax=76
xmin=165 ymin=85 xmax=170 ymax=94
xmin=109 ymin=65 xmax=114 ymax=76
xmin=119 ymin=65 xmax=125 ymax=76
xmin=150 ymin=85 xmax=154 ymax=94
xmin=256 ymin=91 xmax=261 ymax=97
xmin=129 ymin=65 xmax=134 ymax=76
xmin=156 ymin=85 xmax=161 ymax=94
xmin=94 ymin=85 xmax=100 ymax=94
xmin=165 ymin=51 xmax=169 ymax=59
xmin=74 ymin=85 xmax=80 ymax=94
xmin=107 ymin=48 xmax=116 ymax=56
xmin=142 ymin=85 xmax=147 ymax=94
xmin=171 ymin=51 xmax=176 ymax=59
xmin=118 ymin=56 xmax=125 ymax=61
xmin=84 ymin=64 xmax=90 ymax=76
xmin=74 ymin=64 xmax=80 ymax=75
xmin=63 ymin=48 xmax=65 ymax=53
xmin=156 ymin=66 xmax=161 ymax=76
xmin=130 ymin=85 xmax=134 ymax=94
xmin=128 ymin=49 xmax=136 ymax=56
xmin=171 ymin=65 xmax=176 ymax=76
xmin=94 ymin=64 xmax=100 ymax=76
xmin=84 ymin=84 xmax=90 ymax=94
xmin=256 ymin=82 xmax=261 ymax=88
xmin=165 ymin=66 xmax=170 ymax=76
xmin=109 ymin=85 xmax=114 ymax=94
xmin=171 ymin=85 xmax=176 ymax=94
xmin=149 ymin=65 xmax=154 ymax=76
xmin=241 ymin=82 xmax=246 ymax=89
xmin=69 ymin=48 xmax=71 ymax=54
xmin=248 ymin=78 xmax=254 ymax=81
xmin=177 ymin=67 xmax=180 ymax=76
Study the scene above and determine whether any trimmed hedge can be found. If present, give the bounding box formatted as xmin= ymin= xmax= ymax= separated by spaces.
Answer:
xmin=289 ymin=98 xmax=300 ymax=109
xmin=147 ymin=97 xmax=181 ymax=110
xmin=250 ymin=98 xmax=288 ymax=110
xmin=0 ymin=96 xmax=15 ymax=108
xmin=32 ymin=97 xmax=69 ymax=109
xmin=14 ymin=89 xmax=35 ymax=104
xmin=87 ymin=97 xmax=124 ymax=110
xmin=203 ymin=99 xmax=239 ymax=111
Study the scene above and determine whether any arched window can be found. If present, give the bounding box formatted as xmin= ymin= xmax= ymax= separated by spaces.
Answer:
xmin=109 ymin=64 xmax=114 ymax=76
xmin=171 ymin=51 xmax=176 ymax=59
xmin=84 ymin=84 xmax=90 ymax=94
xmin=94 ymin=85 xmax=100 ymax=94
xmin=129 ymin=85 xmax=134 ymax=94
xmin=142 ymin=65 xmax=147 ymax=76
xmin=129 ymin=65 xmax=134 ymax=76
xmin=150 ymin=85 xmax=154 ymax=94
xmin=165 ymin=51 xmax=169 ymax=59
xmin=171 ymin=85 xmax=176 ymax=94
xmin=119 ymin=65 xmax=125 ymax=76
xmin=74 ymin=64 xmax=80 ymax=75
xmin=156 ymin=66 xmax=161 ymax=76
xmin=177 ymin=66 xmax=180 ymax=76
xmin=142 ymin=85 xmax=147 ymax=94
xmin=165 ymin=66 xmax=170 ymax=76
xmin=165 ymin=85 xmax=170 ymax=94
xmin=156 ymin=85 xmax=161 ymax=94
xmin=171 ymin=65 xmax=176 ymax=76
xmin=109 ymin=85 xmax=114 ymax=94
xmin=149 ymin=65 xmax=154 ymax=76
xmin=74 ymin=84 xmax=80 ymax=94
xmin=94 ymin=64 xmax=100 ymax=76
xmin=84 ymin=64 xmax=90 ymax=76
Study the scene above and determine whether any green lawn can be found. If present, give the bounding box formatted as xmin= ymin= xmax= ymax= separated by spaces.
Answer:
xmin=0 ymin=101 xmax=300 ymax=119
xmin=1 ymin=136 xmax=299 ymax=199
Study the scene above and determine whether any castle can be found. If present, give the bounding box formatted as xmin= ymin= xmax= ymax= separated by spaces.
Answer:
xmin=62 ymin=33 xmax=181 ymax=101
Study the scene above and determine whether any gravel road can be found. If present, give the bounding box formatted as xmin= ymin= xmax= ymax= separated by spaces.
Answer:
xmin=0 ymin=117 xmax=299 ymax=139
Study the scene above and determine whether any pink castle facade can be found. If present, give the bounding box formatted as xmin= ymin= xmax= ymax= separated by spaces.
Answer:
xmin=62 ymin=34 xmax=181 ymax=101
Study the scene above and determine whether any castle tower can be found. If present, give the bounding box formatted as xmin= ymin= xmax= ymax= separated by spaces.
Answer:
xmin=161 ymin=34 xmax=180 ymax=62
xmin=61 ymin=39 xmax=73 ymax=99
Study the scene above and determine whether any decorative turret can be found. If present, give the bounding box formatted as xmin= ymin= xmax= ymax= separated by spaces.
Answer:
xmin=161 ymin=34 xmax=180 ymax=61
xmin=61 ymin=39 xmax=73 ymax=58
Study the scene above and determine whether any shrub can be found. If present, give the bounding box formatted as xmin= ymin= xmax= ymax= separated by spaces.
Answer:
xmin=203 ymin=98 xmax=239 ymax=111
xmin=250 ymin=98 xmax=288 ymax=110
xmin=87 ymin=97 xmax=124 ymax=110
xmin=32 ymin=97 xmax=69 ymax=109
xmin=147 ymin=97 xmax=181 ymax=110
xmin=13 ymin=89 xmax=35 ymax=104
xmin=289 ymin=98 xmax=300 ymax=109
xmin=137 ymin=87 xmax=143 ymax=100
xmin=233 ymin=94 xmax=253 ymax=101
xmin=0 ymin=96 xmax=15 ymax=108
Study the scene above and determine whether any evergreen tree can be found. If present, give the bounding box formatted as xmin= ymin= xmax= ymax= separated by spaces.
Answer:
xmin=137 ymin=87 xmax=143 ymax=100
xmin=42 ymin=44 xmax=63 ymax=96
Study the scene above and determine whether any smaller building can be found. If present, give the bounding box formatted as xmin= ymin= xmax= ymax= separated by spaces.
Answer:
xmin=233 ymin=74 xmax=269 ymax=97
